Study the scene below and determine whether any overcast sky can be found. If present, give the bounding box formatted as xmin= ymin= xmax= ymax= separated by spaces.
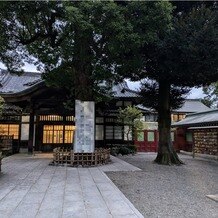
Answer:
xmin=0 ymin=62 xmax=204 ymax=99
xmin=127 ymin=80 xmax=205 ymax=99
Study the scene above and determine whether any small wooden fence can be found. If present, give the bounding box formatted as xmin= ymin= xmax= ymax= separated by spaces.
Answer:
xmin=52 ymin=147 xmax=111 ymax=167
xmin=0 ymin=152 xmax=2 ymax=172
xmin=0 ymin=135 xmax=13 ymax=155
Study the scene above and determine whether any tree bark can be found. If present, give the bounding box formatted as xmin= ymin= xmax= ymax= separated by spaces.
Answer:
xmin=154 ymin=80 xmax=183 ymax=165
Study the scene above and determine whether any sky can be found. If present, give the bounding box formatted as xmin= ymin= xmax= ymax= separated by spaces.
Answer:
xmin=0 ymin=62 xmax=205 ymax=99
xmin=127 ymin=80 xmax=205 ymax=99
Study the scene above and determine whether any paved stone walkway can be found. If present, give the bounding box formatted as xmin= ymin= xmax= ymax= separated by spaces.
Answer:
xmin=0 ymin=154 xmax=142 ymax=218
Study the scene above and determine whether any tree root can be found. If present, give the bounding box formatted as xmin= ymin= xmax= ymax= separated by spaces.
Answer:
xmin=154 ymin=151 xmax=184 ymax=165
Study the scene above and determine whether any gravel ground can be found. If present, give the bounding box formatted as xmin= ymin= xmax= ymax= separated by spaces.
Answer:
xmin=106 ymin=153 xmax=218 ymax=218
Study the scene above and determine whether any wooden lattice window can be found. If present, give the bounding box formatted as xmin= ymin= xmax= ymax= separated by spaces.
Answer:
xmin=64 ymin=125 xmax=75 ymax=143
xmin=43 ymin=125 xmax=75 ymax=144
xmin=40 ymin=115 xmax=63 ymax=121
xmin=0 ymin=124 xmax=19 ymax=139
xmin=105 ymin=125 xmax=123 ymax=140
xmin=66 ymin=116 xmax=75 ymax=122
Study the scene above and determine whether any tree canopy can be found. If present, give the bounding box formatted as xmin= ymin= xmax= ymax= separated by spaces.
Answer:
xmin=140 ymin=80 xmax=190 ymax=111
xmin=0 ymin=1 xmax=217 ymax=165
xmin=0 ymin=1 xmax=173 ymax=101
xmin=138 ymin=4 xmax=218 ymax=165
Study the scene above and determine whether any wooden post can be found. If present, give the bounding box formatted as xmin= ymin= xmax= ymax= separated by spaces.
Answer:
xmin=28 ymin=105 xmax=35 ymax=153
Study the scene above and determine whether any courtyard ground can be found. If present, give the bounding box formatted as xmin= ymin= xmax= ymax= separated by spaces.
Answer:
xmin=106 ymin=153 xmax=218 ymax=218
xmin=0 ymin=154 xmax=142 ymax=218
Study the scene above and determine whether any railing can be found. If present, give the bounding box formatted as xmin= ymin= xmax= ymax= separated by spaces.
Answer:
xmin=52 ymin=147 xmax=111 ymax=167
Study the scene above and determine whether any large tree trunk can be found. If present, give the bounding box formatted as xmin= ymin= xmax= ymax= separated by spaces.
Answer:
xmin=154 ymin=81 xmax=183 ymax=165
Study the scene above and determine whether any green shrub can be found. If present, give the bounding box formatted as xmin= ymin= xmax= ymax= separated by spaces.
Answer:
xmin=118 ymin=146 xmax=132 ymax=156
xmin=127 ymin=145 xmax=137 ymax=154
xmin=110 ymin=147 xmax=119 ymax=156
xmin=110 ymin=144 xmax=138 ymax=156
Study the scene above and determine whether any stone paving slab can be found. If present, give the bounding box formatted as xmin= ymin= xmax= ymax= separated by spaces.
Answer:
xmin=0 ymin=154 xmax=142 ymax=218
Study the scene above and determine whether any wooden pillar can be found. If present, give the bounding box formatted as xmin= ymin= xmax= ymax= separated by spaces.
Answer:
xmin=34 ymin=115 xmax=39 ymax=151
xmin=28 ymin=106 xmax=35 ymax=153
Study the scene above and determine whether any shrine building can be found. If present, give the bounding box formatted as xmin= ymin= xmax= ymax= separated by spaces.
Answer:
xmin=0 ymin=69 xmax=139 ymax=153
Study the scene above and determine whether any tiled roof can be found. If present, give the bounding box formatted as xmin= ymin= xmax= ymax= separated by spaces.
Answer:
xmin=137 ymin=99 xmax=210 ymax=114
xmin=172 ymin=109 xmax=218 ymax=127
xmin=112 ymin=82 xmax=139 ymax=98
xmin=0 ymin=69 xmax=43 ymax=95
xmin=0 ymin=69 xmax=138 ymax=98
xmin=173 ymin=99 xmax=210 ymax=113
xmin=136 ymin=104 xmax=155 ymax=113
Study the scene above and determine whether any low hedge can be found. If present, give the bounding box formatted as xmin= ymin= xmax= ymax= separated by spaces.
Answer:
xmin=110 ymin=144 xmax=137 ymax=156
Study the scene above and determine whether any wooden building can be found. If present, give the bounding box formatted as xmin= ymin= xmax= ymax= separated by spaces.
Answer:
xmin=0 ymin=69 xmax=212 ymax=154
xmin=134 ymin=100 xmax=210 ymax=152
xmin=172 ymin=109 xmax=218 ymax=155
xmin=0 ymin=70 xmax=139 ymax=152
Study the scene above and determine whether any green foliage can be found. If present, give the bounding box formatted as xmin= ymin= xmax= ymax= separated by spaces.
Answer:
xmin=140 ymin=80 xmax=190 ymax=111
xmin=202 ymin=82 xmax=218 ymax=108
xmin=0 ymin=97 xmax=5 ymax=117
xmin=126 ymin=144 xmax=137 ymax=154
xmin=0 ymin=1 xmax=174 ymax=102
xmin=110 ymin=144 xmax=137 ymax=156
xmin=139 ymin=5 xmax=218 ymax=87
xmin=137 ymin=4 xmax=217 ymax=164
xmin=119 ymin=1 xmax=174 ymax=80
xmin=110 ymin=147 xmax=120 ymax=156
xmin=117 ymin=106 xmax=143 ymax=141
xmin=118 ymin=146 xmax=132 ymax=156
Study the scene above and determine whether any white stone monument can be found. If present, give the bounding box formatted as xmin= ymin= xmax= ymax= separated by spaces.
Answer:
xmin=74 ymin=100 xmax=95 ymax=153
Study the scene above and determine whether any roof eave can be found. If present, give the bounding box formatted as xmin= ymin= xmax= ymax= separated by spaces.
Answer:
xmin=0 ymin=81 xmax=45 ymax=99
xmin=172 ymin=120 xmax=218 ymax=128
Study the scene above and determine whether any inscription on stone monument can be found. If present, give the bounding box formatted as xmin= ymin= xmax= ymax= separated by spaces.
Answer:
xmin=74 ymin=100 xmax=95 ymax=152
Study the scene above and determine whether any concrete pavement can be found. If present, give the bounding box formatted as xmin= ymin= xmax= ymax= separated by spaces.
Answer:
xmin=0 ymin=154 xmax=143 ymax=218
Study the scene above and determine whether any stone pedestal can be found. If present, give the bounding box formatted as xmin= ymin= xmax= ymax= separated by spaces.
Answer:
xmin=74 ymin=100 xmax=95 ymax=153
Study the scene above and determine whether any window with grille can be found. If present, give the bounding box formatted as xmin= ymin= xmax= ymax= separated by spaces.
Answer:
xmin=105 ymin=118 xmax=114 ymax=123
xmin=105 ymin=125 xmax=123 ymax=140
xmin=96 ymin=117 xmax=104 ymax=123
xmin=137 ymin=131 xmax=144 ymax=142
xmin=114 ymin=126 xmax=122 ymax=139
xmin=95 ymin=125 xmax=104 ymax=140
xmin=65 ymin=125 xmax=75 ymax=143
xmin=0 ymin=124 xmax=19 ymax=139
xmin=39 ymin=115 xmax=63 ymax=121
xmin=147 ymin=131 xmax=155 ymax=142
xmin=66 ymin=116 xmax=75 ymax=122
xmin=106 ymin=126 xmax=113 ymax=139
xmin=186 ymin=132 xmax=193 ymax=142
xmin=43 ymin=125 xmax=75 ymax=144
